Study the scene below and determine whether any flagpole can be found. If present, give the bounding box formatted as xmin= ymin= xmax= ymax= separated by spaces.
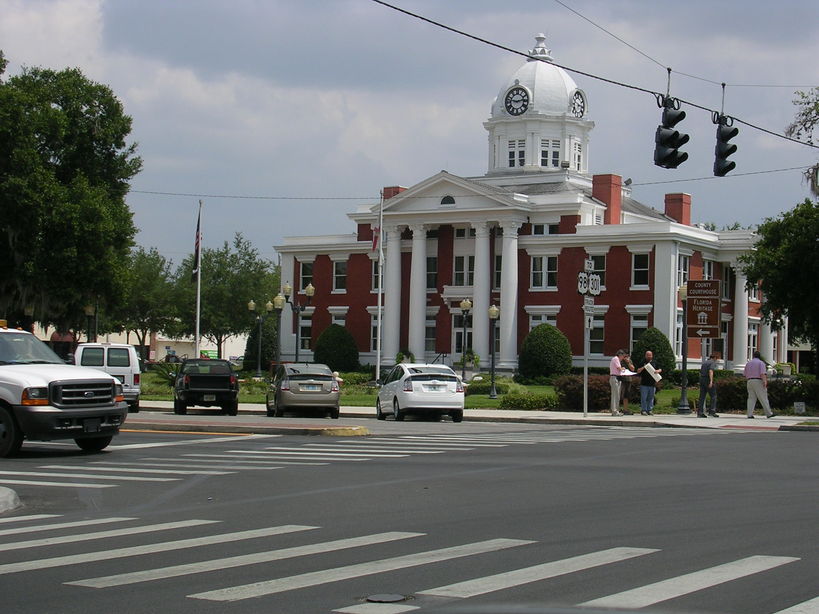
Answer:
xmin=194 ymin=200 xmax=203 ymax=358
xmin=375 ymin=191 xmax=384 ymax=383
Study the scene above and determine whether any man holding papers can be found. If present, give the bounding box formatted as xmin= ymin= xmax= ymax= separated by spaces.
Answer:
xmin=636 ymin=350 xmax=662 ymax=416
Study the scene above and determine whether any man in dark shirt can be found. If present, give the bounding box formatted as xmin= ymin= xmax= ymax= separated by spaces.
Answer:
xmin=636 ymin=350 xmax=662 ymax=416
xmin=698 ymin=351 xmax=719 ymax=418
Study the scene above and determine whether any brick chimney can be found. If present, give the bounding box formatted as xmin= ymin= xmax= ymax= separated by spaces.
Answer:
xmin=593 ymin=174 xmax=622 ymax=224
xmin=383 ymin=186 xmax=406 ymax=200
xmin=664 ymin=193 xmax=691 ymax=225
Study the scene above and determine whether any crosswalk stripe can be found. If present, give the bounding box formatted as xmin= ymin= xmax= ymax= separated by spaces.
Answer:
xmin=258 ymin=447 xmax=409 ymax=458
xmin=0 ymin=479 xmax=113 ymax=489
xmin=301 ymin=445 xmax=444 ymax=454
xmin=178 ymin=454 xmax=328 ymax=465
xmin=228 ymin=452 xmax=368 ymax=461
xmin=394 ymin=437 xmax=505 ymax=447
xmin=0 ymin=519 xmax=219 ymax=553
xmin=334 ymin=603 xmax=419 ymax=613
xmin=188 ymin=538 xmax=534 ymax=602
xmin=773 ymin=596 xmax=819 ymax=614
xmin=0 ymin=514 xmax=60 ymax=524
xmin=69 ymin=531 xmax=424 ymax=588
xmin=0 ymin=470 xmax=177 ymax=483
xmin=109 ymin=434 xmax=279 ymax=450
xmin=88 ymin=461 xmax=282 ymax=471
xmin=581 ymin=555 xmax=800 ymax=608
xmin=40 ymin=465 xmax=233 ymax=475
xmin=419 ymin=546 xmax=659 ymax=598
xmin=0 ymin=517 xmax=134 ymax=537
xmin=0 ymin=525 xmax=315 ymax=575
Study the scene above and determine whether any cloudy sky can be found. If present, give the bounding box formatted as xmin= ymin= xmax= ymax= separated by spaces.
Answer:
xmin=2 ymin=0 xmax=817 ymax=266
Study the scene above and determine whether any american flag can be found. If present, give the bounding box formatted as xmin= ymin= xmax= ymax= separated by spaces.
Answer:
xmin=191 ymin=208 xmax=202 ymax=283
xmin=371 ymin=226 xmax=380 ymax=252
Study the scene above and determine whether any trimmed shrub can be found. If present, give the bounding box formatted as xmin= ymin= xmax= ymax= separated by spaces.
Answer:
xmin=632 ymin=327 xmax=675 ymax=375
xmin=499 ymin=392 xmax=558 ymax=410
xmin=517 ymin=324 xmax=572 ymax=383
xmin=553 ymin=374 xmax=613 ymax=411
xmin=464 ymin=379 xmax=511 ymax=396
xmin=312 ymin=324 xmax=359 ymax=372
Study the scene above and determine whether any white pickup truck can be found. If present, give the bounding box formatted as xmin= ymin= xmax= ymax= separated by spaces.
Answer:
xmin=0 ymin=323 xmax=129 ymax=457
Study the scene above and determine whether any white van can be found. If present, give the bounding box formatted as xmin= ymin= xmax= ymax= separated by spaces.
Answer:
xmin=74 ymin=343 xmax=141 ymax=412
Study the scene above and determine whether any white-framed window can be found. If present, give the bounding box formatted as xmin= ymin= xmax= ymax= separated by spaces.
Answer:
xmin=632 ymin=253 xmax=650 ymax=288
xmin=532 ymin=224 xmax=545 ymax=235
xmin=333 ymin=260 xmax=347 ymax=291
xmin=747 ymin=322 xmax=759 ymax=360
xmin=573 ymin=141 xmax=582 ymax=170
xmin=493 ymin=254 xmax=502 ymax=289
xmin=425 ymin=319 xmax=437 ymax=352
xmin=540 ymin=139 xmax=561 ymax=168
xmin=331 ymin=313 xmax=346 ymax=327
xmin=531 ymin=256 xmax=558 ymax=290
xmin=675 ymin=310 xmax=683 ymax=356
xmin=748 ymin=281 xmax=760 ymax=301
xmin=426 ymin=256 xmax=438 ymax=290
xmin=549 ymin=224 xmax=560 ymax=235
xmin=299 ymin=262 xmax=313 ymax=290
xmin=454 ymin=227 xmax=476 ymax=239
xmin=299 ymin=314 xmax=312 ymax=350
xmin=677 ymin=254 xmax=690 ymax=289
xmin=589 ymin=315 xmax=605 ymax=355
xmin=631 ymin=314 xmax=649 ymax=351
xmin=371 ymin=259 xmax=381 ymax=292
xmin=508 ymin=139 xmax=526 ymax=167
xmin=590 ymin=255 xmax=606 ymax=287
xmin=454 ymin=255 xmax=475 ymax=286
xmin=529 ymin=313 xmax=557 ymax=331
xmin=371 ymin=315 xmax=378 ymax=352
xmin=702 ymin=337 xmax=714 ymax=361
xmin=723 ymin=267 xmax=733 ymax=300
xmin=453 ymin=313 xmax=473 ymax=354
xmin=703 ymin=260 xmax=715 ymax=281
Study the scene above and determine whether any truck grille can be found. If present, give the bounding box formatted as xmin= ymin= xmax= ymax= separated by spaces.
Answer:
xmin=50 ymin=380 xmax=115 ymax=407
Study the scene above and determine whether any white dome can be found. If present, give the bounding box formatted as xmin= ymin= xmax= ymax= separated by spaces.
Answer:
xmin=490 ymin=34 xmax=584 ymax=118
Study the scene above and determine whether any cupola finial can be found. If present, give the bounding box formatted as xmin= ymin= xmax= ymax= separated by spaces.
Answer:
xmin=528 ymin=33 xmax=553 ymax=62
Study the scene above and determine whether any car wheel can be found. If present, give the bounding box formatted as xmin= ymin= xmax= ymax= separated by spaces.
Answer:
xmin=74 ymin=436 xmax=113 ymax=453
xmin=128 ymin=400 xmax=140 ymax=413
xmin=173 ymin=400 xmax=187 ymax=415
xmin=451 ymin=410 xmax=464 ymax=423
xmin=376 ymin=399 xmax=386 ymax=420
xmin=393 ymin=399 xmax=404 ymax=421
xmin=0 ymin=407 xmax=24 ymax=458
xmin=227 ymin=401 xmax=239 ymax=416
xmin=274 ymin=396 xmax=285 ymax=418
xmin=330 ymin=407 xmax=340 ymax=419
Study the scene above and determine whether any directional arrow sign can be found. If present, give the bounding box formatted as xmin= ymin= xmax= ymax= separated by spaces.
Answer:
xmin=693 ymin=326 xmax=720 ymax=338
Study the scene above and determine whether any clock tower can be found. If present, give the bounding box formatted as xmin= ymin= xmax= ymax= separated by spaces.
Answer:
xmin=484 ymin=34 xmax=594 ymax=176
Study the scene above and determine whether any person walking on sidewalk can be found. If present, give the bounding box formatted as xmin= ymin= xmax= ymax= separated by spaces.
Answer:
xmin=744 ymin=351 xmax=775 ymax=419
xmin=609 ymin=349 xmax=627 ymax=416
xmin=698 ymin=351 xmax=720 ymax=418
xmin=636 ymin=350 xmax=662 ymax=416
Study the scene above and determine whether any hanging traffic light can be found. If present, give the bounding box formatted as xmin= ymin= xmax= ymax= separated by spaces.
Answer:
xmin=654 ymin=96 xmax=689 ymax=169
xmin=713 ymin=113 xmax=739 ymax=176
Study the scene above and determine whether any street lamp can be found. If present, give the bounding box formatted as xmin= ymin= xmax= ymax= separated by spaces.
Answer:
xmin=459 ymin=297 xmax=472 ymax=381
xmin=247 ymin=298 xmax=274 ymax=378
xmin=272 ymin=293 xmax=286 ymax=366
xmin=283 ymin=282 xmax=316 ymax=363
xmin=677 ymin=283 xmax=691 ymax=414
xmin=83 ymin=304 xmax=96 ymax=342
xmin=488 ymin=304 xmax=500 ymax=399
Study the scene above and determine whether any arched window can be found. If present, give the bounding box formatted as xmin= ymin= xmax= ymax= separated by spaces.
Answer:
xmin=440 ymin=195 xmax=455 ymax=205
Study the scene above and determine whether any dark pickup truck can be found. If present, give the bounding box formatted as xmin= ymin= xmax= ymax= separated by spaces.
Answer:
xmin=172 ymin=359 xmax=239 ymax=415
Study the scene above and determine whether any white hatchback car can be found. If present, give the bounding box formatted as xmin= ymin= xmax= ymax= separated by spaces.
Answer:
xmin=376 ymin=363 xmax=464 ymax=422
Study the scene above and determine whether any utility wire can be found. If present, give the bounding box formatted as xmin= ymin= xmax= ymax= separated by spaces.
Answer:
xmin=631 ymin=166 xmax=811 ymax=186
xmin=371 ymin=0 xmax=818 ymax=149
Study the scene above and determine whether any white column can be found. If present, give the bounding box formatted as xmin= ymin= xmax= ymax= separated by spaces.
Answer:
xmin=470 ymin=222 xmax=491 ymax=364
xmin=778 ymin=317 xmax=789 ymax=363
xmin=732 ymin=266 xmax=749 ymax=370
xmin=498 ymin=221 xmax=520 ymax=369
xmin=407 ymin=224 xmax=427 ymax=361
xmin=760 ymin=321 xmax=774 ymax=364
xmin=383 ymin=226 xmax=403 ymax=365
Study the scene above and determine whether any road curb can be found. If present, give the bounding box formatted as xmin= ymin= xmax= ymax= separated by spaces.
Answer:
xmin=123 ymin=421 xmax=370 ymax=437
xmin=0 ymin=487 xmax=21 ymax=515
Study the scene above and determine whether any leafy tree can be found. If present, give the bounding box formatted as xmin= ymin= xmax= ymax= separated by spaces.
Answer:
xmin=0 ymin=60 xmax=141 ymax=328
xmin=632 ymin=327 xmax=676 ymax=375
xmin=740 ymin=199 xmax=819 ymax=372
xmin=171 ymin=233 xmax=276 ymax=358
xmin=517 ymin=323 xmax=572 ymax=382
xmin=313 ymin=324 xmax=359 ymax=372
xmin=784 ymin=87 xmax=818 ymax=196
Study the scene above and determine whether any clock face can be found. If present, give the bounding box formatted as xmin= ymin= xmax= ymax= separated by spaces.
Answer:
xmin=504 ymin=87 xmax=529 ymax=116
xmin=571 ymin=91 xmax=586 ymax=118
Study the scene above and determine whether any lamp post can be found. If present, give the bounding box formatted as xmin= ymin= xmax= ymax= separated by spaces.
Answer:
xmin=459 ymin=297 xmax=472 ymax=381
xmin=83 ymin=304 xmax=96 ymax=342
xmin=677 ymin=283 xmax=691 ymax=414
xmin=488 ymin=304 xmax=499 ymax=399
xmin=247 ymin=299 xmax=274 ymax=378
xmin=283 ymin=282 xmax=315 ymax=363
xmin=272 ymin=293 xmax=286 ymax=367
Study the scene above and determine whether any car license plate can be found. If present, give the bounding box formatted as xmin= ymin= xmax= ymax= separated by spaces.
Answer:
xmin=302 ymin=385 xmax=320 ymax=391
xmin=427 ymin=385 xmax=443 ymax=391
xmin=204 ymin=394 xmax=216 ymax=401
xmin=84 ymin=418 xmax=101 ymax=433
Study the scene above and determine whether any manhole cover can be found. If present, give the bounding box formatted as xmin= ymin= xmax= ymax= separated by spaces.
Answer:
xmin=366 ymin=593 xmax=407 ymax=603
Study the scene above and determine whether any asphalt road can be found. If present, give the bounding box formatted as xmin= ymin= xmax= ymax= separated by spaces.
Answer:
xmin=0 ymin=423 xmax=816 ymax=614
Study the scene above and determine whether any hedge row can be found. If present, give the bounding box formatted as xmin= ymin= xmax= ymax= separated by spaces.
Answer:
xmin=498 ymin=393 xmax=558 ymax=410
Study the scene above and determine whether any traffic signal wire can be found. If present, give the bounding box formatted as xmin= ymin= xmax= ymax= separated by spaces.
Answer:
xmin=370 ymin=0 xmax=818 ymax=150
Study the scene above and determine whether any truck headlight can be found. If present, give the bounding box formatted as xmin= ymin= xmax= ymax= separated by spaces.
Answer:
xmin=22 ymin=387 xmax=49 ymax=406
xmin=114 ymin=383 xmax=125 ymax=402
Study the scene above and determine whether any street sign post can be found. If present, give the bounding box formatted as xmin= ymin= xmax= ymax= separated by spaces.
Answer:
xmin=577 ymin=264 xmax=597 ymax=418
xmin=687 ymin=280 xmax=721 ymax=338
